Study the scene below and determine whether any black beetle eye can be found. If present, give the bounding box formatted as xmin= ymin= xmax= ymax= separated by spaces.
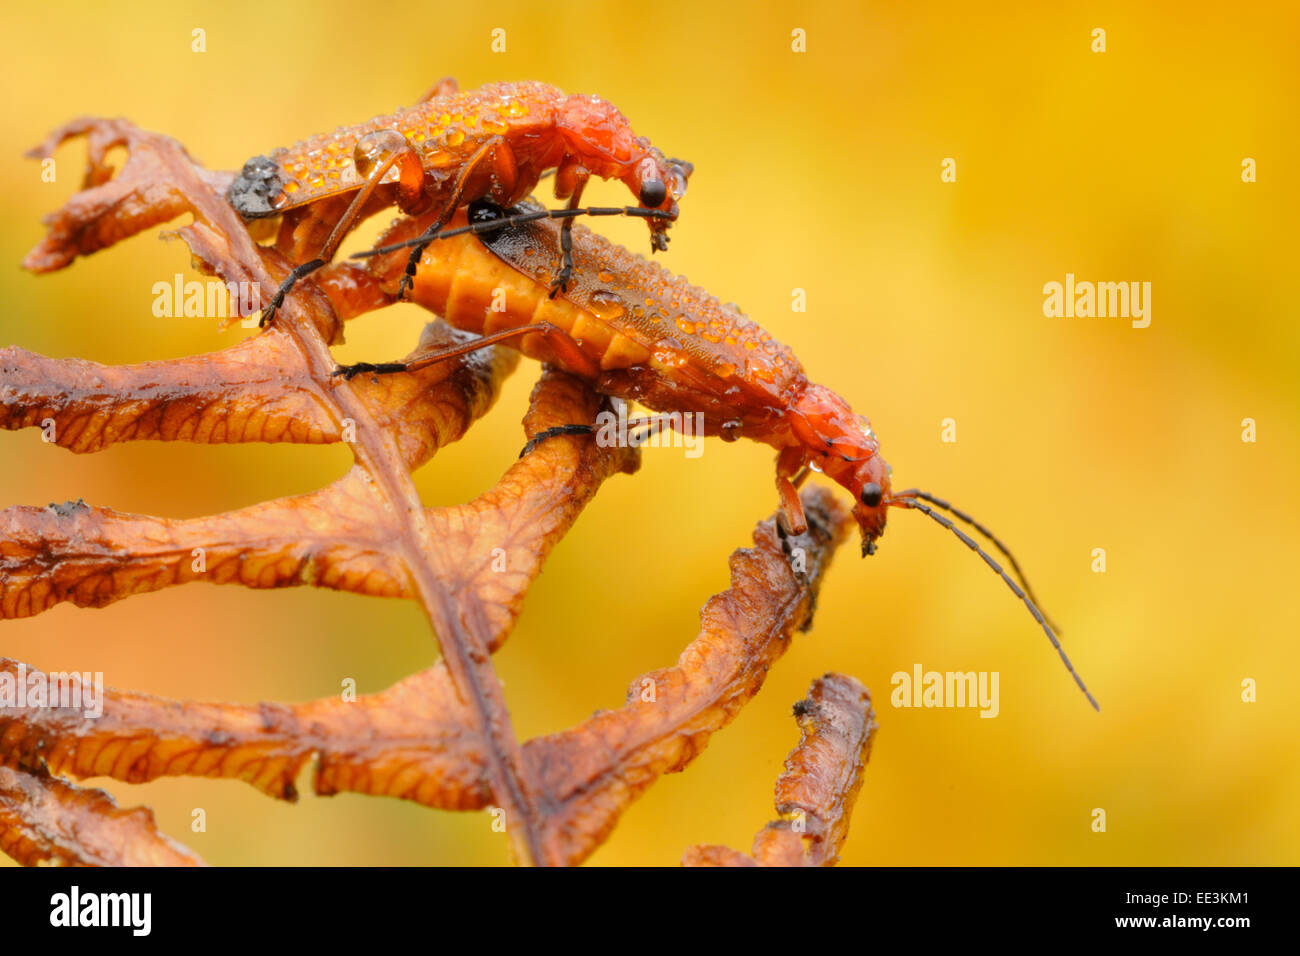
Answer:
xmin=467 ymin=199 xmax=507 ymax=242
xmin=860 ymin=482 xmax=883 ymax=508
xmin=639 ymin=178 xmax=667 ymax=207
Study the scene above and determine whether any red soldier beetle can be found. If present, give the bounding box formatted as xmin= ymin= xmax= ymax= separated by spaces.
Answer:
xmin=330 ymin=200 xmax=1099 ymax=711
xmin=227 ymin=79 xmax=691 ymax=325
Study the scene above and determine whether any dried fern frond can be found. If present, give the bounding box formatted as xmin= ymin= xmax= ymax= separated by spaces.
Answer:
xmin=1 ymin=116 xmax=876 ymax=866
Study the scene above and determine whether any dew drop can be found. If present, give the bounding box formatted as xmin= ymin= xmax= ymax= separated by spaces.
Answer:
xmin=588 ymin=290 xmax=626 ymax=322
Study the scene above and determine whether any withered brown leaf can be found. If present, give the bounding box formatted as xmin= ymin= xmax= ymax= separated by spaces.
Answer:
xmin=683 ymin=673 xmax=878 ymax=867
xmin=0 ymin=763 xmax=204 ymax=867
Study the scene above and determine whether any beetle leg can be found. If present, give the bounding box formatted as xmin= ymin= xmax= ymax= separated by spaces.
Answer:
xmin=775 ymin=445 xmax=809 ymax=536
xmin=549 ymin=158 xmax=591 ymax=297
xmin=775 ymin=448 xmax=812 ymax=581
xmin=258 ymin=129 xmax=426 ymax=327
xmin=519 ymin=411 xmax=681 ymax=459
xmin=332 ymin=319 xmax=595 ymax=380
xmin=396 ymin=134 xmax=516 ymax=301
xmin=518 ymin=424 xmax=597 ymax=458
xmin=776 ymin=476 xmax=808 ymax=537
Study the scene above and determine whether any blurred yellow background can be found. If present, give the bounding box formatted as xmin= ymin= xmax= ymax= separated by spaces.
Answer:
xmin=2 ymin=1 xmax=1296 ymax=866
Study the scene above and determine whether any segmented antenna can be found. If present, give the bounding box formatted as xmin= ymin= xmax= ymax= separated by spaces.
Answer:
xmin=351 ymin=203 xmax=676 ymax=260
xmin=893 ymin=489 xmax=1061 ymax=634
xmin=894 ymin=496 xmax=1099 ymax=711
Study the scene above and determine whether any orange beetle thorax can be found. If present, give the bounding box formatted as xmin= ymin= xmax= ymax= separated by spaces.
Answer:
xmin=788 ymin=384 xmax=892 ymax=549
xmin=558 ymin=94 xmax=644 ymax=174
xmin=555 ymin=94 xmax=690 ymax=251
